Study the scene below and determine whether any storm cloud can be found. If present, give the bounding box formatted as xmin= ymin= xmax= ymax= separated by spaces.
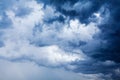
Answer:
xmin=0 ymin=0 xmax=120 ymax=80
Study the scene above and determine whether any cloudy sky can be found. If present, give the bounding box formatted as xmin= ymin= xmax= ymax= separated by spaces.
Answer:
xmin=0 ymin=0 xmax=120 ymax=80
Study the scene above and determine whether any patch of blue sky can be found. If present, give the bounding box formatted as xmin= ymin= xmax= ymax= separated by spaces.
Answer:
xmin=0 ymin=14 xmax=12 ymax=29
xmin=15 ymin=7 xmax=32 ymax=17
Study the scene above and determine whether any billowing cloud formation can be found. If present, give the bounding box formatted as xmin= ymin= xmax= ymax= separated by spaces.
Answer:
xmin=0 ymin=0 xmax=88 ymax=66
xmin=0 ymin=0 xmax=120 ymax=80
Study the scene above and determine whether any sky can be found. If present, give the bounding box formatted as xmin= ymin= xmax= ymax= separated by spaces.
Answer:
xmin=0 ymin=0 xmax=120 ymax=80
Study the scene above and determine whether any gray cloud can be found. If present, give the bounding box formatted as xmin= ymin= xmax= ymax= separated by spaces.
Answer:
xmin=0 ymin=0 xmax=120 ymax=80
xmin=0 ymin=59 xmax=105 ymax=80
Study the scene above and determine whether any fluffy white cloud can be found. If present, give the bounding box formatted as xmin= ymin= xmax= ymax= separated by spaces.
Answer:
xmin=0 ymin=42 xmax=83 ymax=66
xmin=0 ymin=0 xmax=88 ymax=66
xmin=0 ymin=0 xmax=99 ymax=67
xmin=60 ymin=19 xmax=100 ymax=42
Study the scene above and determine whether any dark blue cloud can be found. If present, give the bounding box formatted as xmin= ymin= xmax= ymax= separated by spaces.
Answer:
xmin=35 ymin=0 xmax=120 ymax=79
xmin=37 ymin=0 xmax=107 ymax=23
xmin=90 ymin=0 xmax=120 ymax=63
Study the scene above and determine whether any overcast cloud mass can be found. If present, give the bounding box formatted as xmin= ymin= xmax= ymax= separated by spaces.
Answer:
xmin=0 ymin=0 xmax=120 ymax=80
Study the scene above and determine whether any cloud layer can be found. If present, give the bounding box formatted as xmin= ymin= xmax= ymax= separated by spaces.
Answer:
xmin=0 ymin=0 xmax=120 ymax=80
